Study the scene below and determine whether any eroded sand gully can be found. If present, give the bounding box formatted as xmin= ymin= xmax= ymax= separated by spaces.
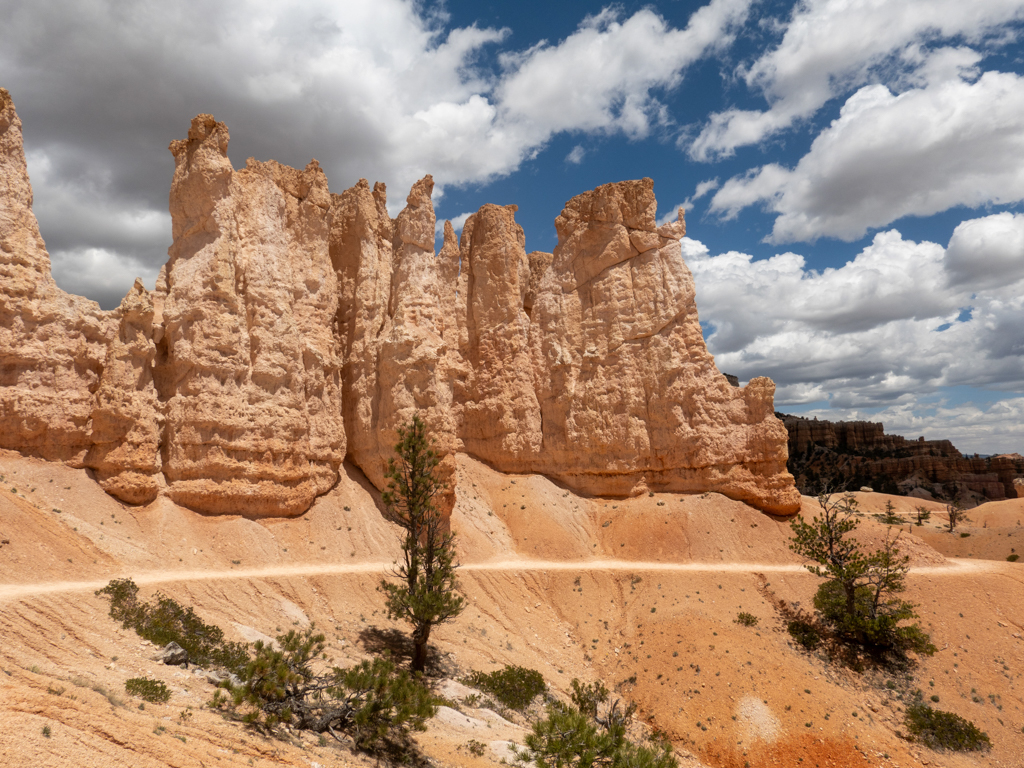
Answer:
xmin=2 ymin=451 xmax=1024 ymax=768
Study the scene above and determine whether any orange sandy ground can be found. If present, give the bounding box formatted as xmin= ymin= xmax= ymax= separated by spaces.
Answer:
xmin=1 ymin=449 xmax=1022 ymax=768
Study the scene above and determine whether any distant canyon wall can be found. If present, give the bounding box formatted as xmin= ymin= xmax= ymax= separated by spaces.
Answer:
xmin=0 ymin=89 xmax=800 ymax=516
xmin=780 ymin=413 xmax=1024 ymax=502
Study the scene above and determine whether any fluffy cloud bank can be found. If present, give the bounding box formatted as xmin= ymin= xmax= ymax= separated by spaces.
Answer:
xmin=686 ymin=211 xmax=1024 ymax=450
xmin=690 ymin=0 xmax=1024 ymax=161
xmin=1 ymin=0 xmax=749 ymax=305
xmin=709 ymin=71 xmax=1024 ymax=242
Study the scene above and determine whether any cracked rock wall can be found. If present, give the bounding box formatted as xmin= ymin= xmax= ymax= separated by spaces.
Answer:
xmin=0 ymin=94 xmax=798 ymax=516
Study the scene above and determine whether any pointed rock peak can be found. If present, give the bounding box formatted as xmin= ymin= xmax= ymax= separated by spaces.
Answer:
xmin=168 ymin=113 xmax=229 ymax=160
xmin=155 ymin=264 xmax=168 ymax=295
xmin=0 ymin=88 xmax=15 ymax=127
xmin=118 ymin=278 xmax=154 ymax=320
xmin=442 ymin=220 xmax=457 ymax=250
xmin=372 ymin=182 xmax=389 ymax=222
xmin=395 ymin=175 xmax=435 ymax=252
xmin=658 ymin=206 xmax=686 ymax=240
xmin=1 ymin=88 xmax=26 ymax=157
xmin=406 ymin=174 xmax=434 ymax=208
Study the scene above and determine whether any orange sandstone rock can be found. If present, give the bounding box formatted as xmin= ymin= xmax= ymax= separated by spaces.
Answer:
xmin=0 ymin=88 xmax=117 ymax=465
xmin=84 ymin=279 xmax=164 ymax=504
xmin=0 ymin=99 xmax=798 ymax=516
xmin=158 ymin=115 xmax=344 ymax=516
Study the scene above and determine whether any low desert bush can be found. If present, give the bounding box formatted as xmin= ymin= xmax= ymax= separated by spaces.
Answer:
xmin=96 ymin=578 xmax=249 ymax=672
xmin=463 ymin=665 xmax=546 ymax=712
xmin=515 ymin=677 xmax=676 ymax=768
xmin=735 ymin=612 xmax=759 ymax=627
xmin=214 ymin=626 xmax=435 ymax=752
xmin=125 ymin=677 xmax=171 ymax=704
xmin=905 ymin=701 xmax=991 ymax=752
xmin=787 ymin=619 xmax=822 ymax=650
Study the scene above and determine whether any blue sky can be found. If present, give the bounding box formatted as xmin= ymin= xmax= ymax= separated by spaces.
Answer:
xmin=3 ymin=0 xmax=1024 ymax=452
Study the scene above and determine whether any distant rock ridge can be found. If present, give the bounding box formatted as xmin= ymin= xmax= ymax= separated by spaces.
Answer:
xmin=779 ymin=412 xmax=1024 ymax=503
xmin=0 ymin=91 xmax=800 ymax=516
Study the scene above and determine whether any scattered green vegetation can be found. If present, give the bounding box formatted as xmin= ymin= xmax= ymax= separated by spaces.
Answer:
xmin=945 ymin=491 xmax=970 ymax=533
xmin=95 ymin=578 xmax=249 ymax=672
xmin=213 ymin=625 xmax=435 ymax=752
xmin=514 ymin=678 xmax=676 ymax=768
xmin=905 ymin=701 xmax=991 ymax=752
xmin=877 ymin=501 xmax=901 ymax=525
xmin=125 ymin=677 xmax=171 ymax=704
xmin=1008 ymin=554 xmax=1020 ymax=563
xmin=463 ymin=665 xmax=547 ymax=712
xmin=914 ymin=506 xmax=931 ymax=526
xmin=787 ymin=619 xmax=822 ymax=650
xmin=735 ymin=612 xmax=759 ymax=627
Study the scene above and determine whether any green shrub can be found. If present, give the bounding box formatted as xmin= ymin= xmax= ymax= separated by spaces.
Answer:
xmin=877 ymin=501 xmax=901 ymax=525
xmin=1007 ymin=554 xmax=1019 ymax=563
xmin=96 ymin=579 xmax=249 ymax=672
xmin=735 ymin=612 xmax=759 ymax=627
xmin=787 ymin=619 xmax=821 ymax=650
xmin=515 ymin=677 xmax=675 ymax=768
xmin=813 ymin=580 xmax=935 ymax=657
xmin=905 ymin=702 xmax=991 ymax=752
xmin=463 ymin=665 xmax=546 ymax=711
xmin=125 ymin=677 xmax=171 ymax=704
xmin=219 ymin=626 xmax=435 ymax=751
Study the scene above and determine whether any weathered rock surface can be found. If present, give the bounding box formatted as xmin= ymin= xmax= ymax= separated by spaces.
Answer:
xmin=159 ymin=115 xmax=345 ymax=516
xmin=526 ymin=180 xmax=796 ymax=511
xmin=781 ymin=413 xmax=1024 ymax=503
xmin=354 ymin=179 xmax=799 ymax=514
xmin=84 ymin=279 xmax=164 ymax=504
xmin=0 ymin=96 xmax=799 ymax=516
xmin=0 ymin=88 xmax=118 ymax=465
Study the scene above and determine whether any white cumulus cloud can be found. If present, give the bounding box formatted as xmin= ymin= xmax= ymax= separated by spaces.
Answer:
xmin=685 ymin=213 xmax=1024 ymax=446
xmin=709 ymin=71 xmax=1024 ymax=242
xmin=689 ymin=0 xmax=1024 ymax=160
xmin=2 ymin=0 xmax=752 ymax=306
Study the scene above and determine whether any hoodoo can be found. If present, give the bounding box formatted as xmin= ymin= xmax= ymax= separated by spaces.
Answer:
xmin=0 ymin=93 xmax=800 ymax=516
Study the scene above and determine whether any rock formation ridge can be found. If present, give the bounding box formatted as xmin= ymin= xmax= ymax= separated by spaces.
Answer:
xmin=781 ymin=413 xmax=1024 ymax=503
xmin=0 ymin=91 xmax=800 ymax=516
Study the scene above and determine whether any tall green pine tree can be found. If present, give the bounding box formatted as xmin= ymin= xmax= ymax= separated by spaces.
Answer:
xmin=379 ymin=415 xmax=465 ymax=673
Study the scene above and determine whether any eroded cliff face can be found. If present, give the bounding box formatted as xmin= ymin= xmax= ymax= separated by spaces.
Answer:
xmin=0 ymin=88 xmax=117 ymax=465
xmin=158 ymin=115 xmax=345 ymax=515
xmin=0 ymin=95 xmax=800 ymax=516
xmin=781 ymin=413 xmax=1024 ymax=503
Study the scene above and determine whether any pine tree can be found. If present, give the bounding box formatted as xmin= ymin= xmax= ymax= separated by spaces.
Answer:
xmin=378 ymin=415 xmax=465 ymax=673
xmin=790 ymin=492 xmax=935 ymax=659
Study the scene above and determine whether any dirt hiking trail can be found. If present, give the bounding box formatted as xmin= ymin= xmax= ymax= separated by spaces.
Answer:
xmin=0 ymin=557 xmax=997 ymax=603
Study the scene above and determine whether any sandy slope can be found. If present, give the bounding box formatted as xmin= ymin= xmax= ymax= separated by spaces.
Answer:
xmin=2 ymin=449 xmax=1023 ymax=768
